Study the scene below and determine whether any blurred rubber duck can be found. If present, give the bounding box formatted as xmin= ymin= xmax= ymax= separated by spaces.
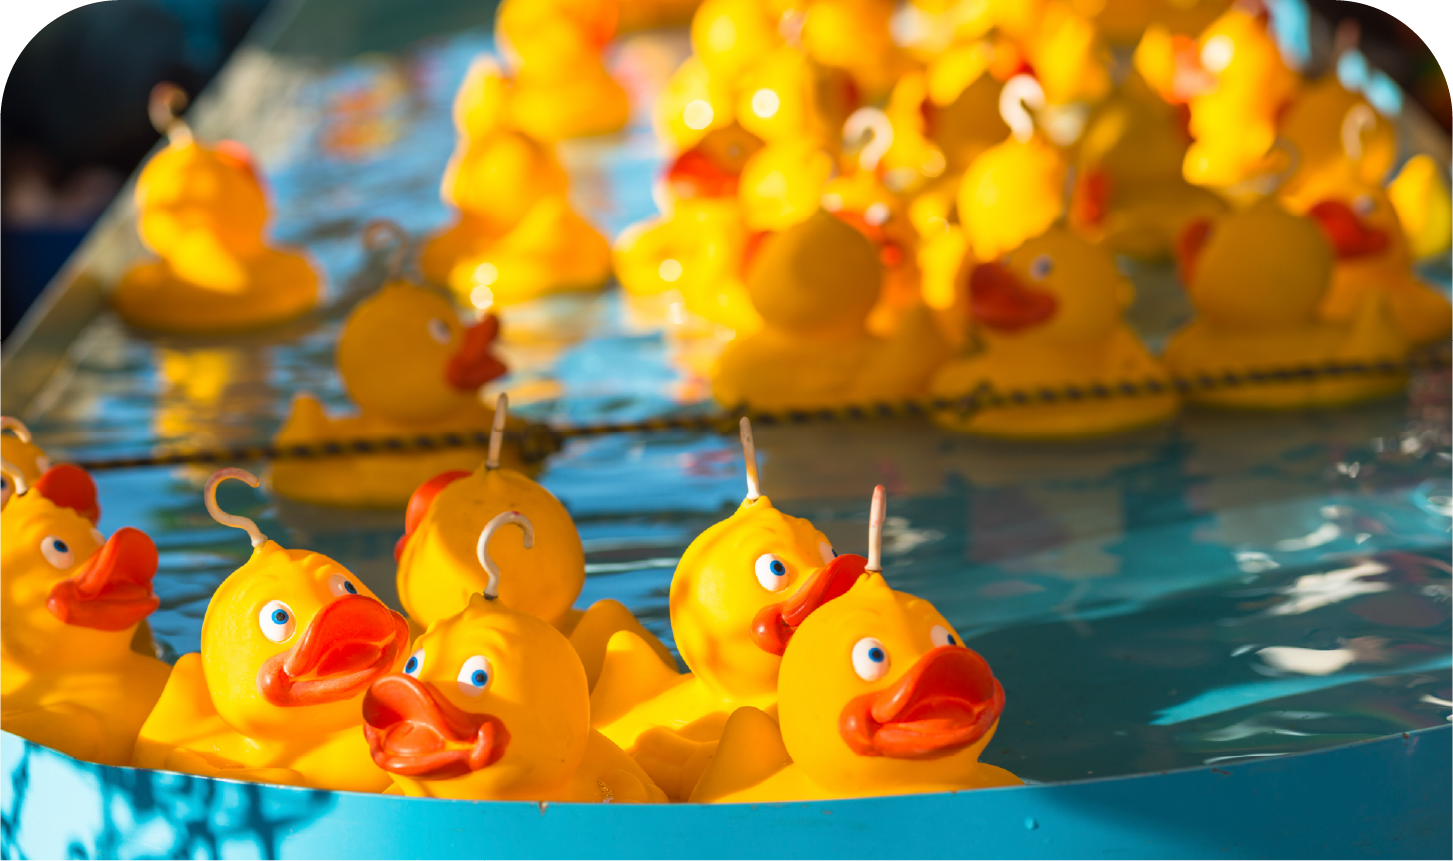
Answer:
xmin=931 ymin=225 xmax=1179 ymax=437
xmin=1387 ymin=155 xmax=1453 ymax=261
xmin=420 ymin=60 xmax=611 ymax=307
xmin=693 ymin=486 xmax=1021 ymax=801
xmin=114 ymin=84 xmax=320 ymax=333
xmin=590 ymin=420 xmax=860 ymax=801
xmin=1283 ymin=172 xmax=1452 ymax=346
xmin=712 ymin=211 xmax=950 ymax=410
xmin=1019 ymin=0 xmax=1112 ymax=108
xmin=395 ymin=395 xmax=674 ymax=688
xmin=1093 ymin=0 xmax=1229 ymax=46
xmin=495 ymin=0 xmax=630 ymax=141
xmin=365 ymin=513 xmax=667 ymax=801
xmin=958 ymin=75 xmax=1068 ymax=262
xmin=134 ymin=469 xmax=409 ymax=791
xmin=1 ymin=461 xmax=168 ymax=767
xmin=272 ymin=229 xmax=519 ymax=509
xmin=653 ymin=0 xmax=781 ymax=150
xmin=1134 ymin=6 xmax=1298 ymax=191
xmin=2 ymin=418 xmax=52 ymax=511
xmin=799 ymin=0 xmax=911 ymax=98
xmin=1280 ymin=78 xmax=1397 ymax=201
xmin=1165 ymin=199 xmax=1410 ymax=409
xmin=1069 ymin=74 xmax=1227 ymax=259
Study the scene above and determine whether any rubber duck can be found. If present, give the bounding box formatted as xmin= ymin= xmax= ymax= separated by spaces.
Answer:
xmin=271 ymin=233 xmax=518 ymax=509
xmin=1280 ymin=78 xmax=1397 ymax=200
xmin=2 ymin=418 xmax=52 ymax=511
xmin=420 ymin=60 xmax=611 ymax=307
xmin=712 ymin=211 xmax=950 ymax=410
xmin=494 ymin=0 xmax=630 ymax=141
xmin=134 ymin=469 xmax=409 ymax=790
xmin=113 ymin=84 xmax=320 ymax=333
xmin=590 ymin=420 xmax=860 ymax=801
xmin=958 ymin=75 xmax=1068 ymax=262
xmin=1 ymin=461 xmax=168 ymax=767
xmin=364 ymin=512 xmax=667 ymax=801
xmin=1069 ymin=74 xmax=1227 ymax=259
xmin=799 ymin=0 xmax=911 ymax=98
xmin=1164 ymin=199 xmax=1411 ymax=409
xmin=1019 ymin=0 xmax=1112 ymax=108
xmin=931 ymin=225 xmax=1179 ymax=437
xmin=395 ymin=396 xmax=674 ymax=688
xmin=1387 ymin=155 xmax=1453 ymax=261
xmin=692 ymin=486 xmax=1021 ymax=802
xmin=1283 ymin=171 xmax=1452 ymax=346
xmin=1093 ymin=0 xmax=1229 ymax=46
xmin=1133 ymin=7 xmax=1299 ymax=191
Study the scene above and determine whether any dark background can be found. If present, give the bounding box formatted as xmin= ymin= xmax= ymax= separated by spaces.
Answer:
xmin=1 ymin=0 xmax=1447 ymax=340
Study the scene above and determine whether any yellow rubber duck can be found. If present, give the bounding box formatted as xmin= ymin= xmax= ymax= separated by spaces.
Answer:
xmin=114 ymin=85 xmax=320 ymax=333
xmin=1283 ymin=172 xmax=1452 ymax=346
xmin=590 ymin=420 xmax=860 ymax=801
xmin=1 ymin=462 xmax=169 ymax=767
xmin=712 ymin=211 xmax=950 ymax=411
xmin=395 ymin=395 xmax=675 ymax=688
xmin=134 ymin=469 xmax=410 ymax=791
xmin=692 ymin=486 xmax=1021 ymax=801
xmin=364 ymin=512 xmax=667 ymax=801
xmin=495 ymin=0 xmax=630 ymax=141
xmin=799 ymin=0 xmax=911 ymax=98
xmin=1 ymin=418 xmax=101 ymax=522
xmin=271 ymin=251 xmax=520 ymax=508
xmin=931 ymin=225 xmax=1179 ymax=437
xmin=1069 ymin=74 xmax=1227 ymax=259
xmin=420 ymin=60 xmax=611 ymax=307
xmin=1092 ymin=0 xmax=1229 ymax=47
xmin=1133 ymin=7 xmax=1299 ymax=191
xmin=1387 ymin=155 xmax=1453 ymax=261
xmin=1280 ymin=78 xmax=1397 ymax=200
xmin=1019 ymin=0 xmax=1112 ymax=108
xmin=1164 ymin=199 xmax=1411 ymax=409
xmin=958 ymin=75 xmax=1068 ymax=262
xmin=1 ymin=417 xmax=51 ymax=494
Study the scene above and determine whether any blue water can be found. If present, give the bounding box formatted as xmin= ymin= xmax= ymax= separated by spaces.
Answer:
xmin=14 ymin=27 xmax=1451 ymax=784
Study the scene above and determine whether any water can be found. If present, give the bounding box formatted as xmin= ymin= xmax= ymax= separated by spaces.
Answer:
xmin=14 ymin=27 xmax=1451 ymax=784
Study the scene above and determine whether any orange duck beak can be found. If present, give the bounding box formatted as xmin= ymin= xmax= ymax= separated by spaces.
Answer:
xmin=362 ymin=674 xmax=510 ymax=778
xmin=969 ymin=262 xmax=1057 ymax=333
xmin=1307 ymin=200 xmax=1389 ymax=260
xmin=257 ymin=594 xmax=410 ymax=707
xmin=445 ymin=314 xmax=508 ymax=392
xmin=46 ymin=527 xmax=160 ymax=631
xmin=667 ymin=148 xmax=742 ymax=199
xmin=839 ymin=645 xmax=1005 ymax=759
xmin=752 ymin=554 xmax=868 ymax=656
xmin=34 ymin=463 xmax=101 ymax=524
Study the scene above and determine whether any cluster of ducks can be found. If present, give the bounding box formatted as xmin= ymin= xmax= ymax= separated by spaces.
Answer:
xmin=1 ymin=414 xmax=1019 ymax=802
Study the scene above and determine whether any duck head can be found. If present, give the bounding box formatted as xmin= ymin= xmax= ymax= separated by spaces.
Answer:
xmin=744 ymin=211 xmax=882 ymax=338
xmin=362 ymin=592 xmax=589 ymax=798
xmin=1 ymin=466 xmax=158 ymax=672
xmin=1284 ymin=171 xmax=1405 ymax=269
xmin=778 ymin=572 xmax=1006 ymax=791
xmin=337 ymin=281 xmax=506 ymax=424
xmin=1 ymin=417 xmax=54 ymax=502
xmin=665 ymin=124 xmax=764 ymax=201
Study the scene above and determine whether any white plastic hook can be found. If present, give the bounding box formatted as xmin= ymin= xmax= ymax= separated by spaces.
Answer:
xmin=1341 ymin=104 xmax=1375 ymax=164
xmin=476 ymin=510 xmax=535 ymax=599
xmin=999 ymin=75 xmax=1044 ymax=144
xmin=843 ymin=107 xmax=894 ymax=172
xmin=1 ymin=456 xmax=29 ymax=500
xmin=149 ymin=82 xmax=192 ymax=144
xmin=1 ymin=417 xmax=33 ymax=444
xmin=205 ymin=468 xmax=267 ymax=548
xmin=740 ymin=417 xmax=761 ymax=502
xmin=865 ymin=484 xmax=886 ymax=573
xmin=362 ymin=219 xmax=410 ymax=280
xmin=487 ymin=394 xmax=508 ymax=470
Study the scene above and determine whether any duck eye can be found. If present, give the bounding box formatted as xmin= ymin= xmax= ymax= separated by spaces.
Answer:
xmin=818 ymin=541 xmax=835 ymax=564
xmin=40 ymin=536 xmax=75 ymax=569
xmin=754 ymin=554 xmax=790 ymax=592
xmin=930 ymin=624 xmax=959 ymax=648
xmin=327 ymin=573 xmax=360 ymax=597
xmin=427 ymin=318 xmax=452 ymax=344
xmin=403 ymin=648 xmax=425 ymax=678
xmin=1029 ymin=254 xmax=1053 ymax=280
xmin=1 ymin=475 xmax=11 ymax=506
xmin=457 ymin=655 xmax=492 ymax=696
xmin=258 ymin=600 xmax=296 ymax=643
xmin=1353 ymin=194 xmax=1375 ymax=217
xmin=851 ymin=637 xmax=891 ymax=681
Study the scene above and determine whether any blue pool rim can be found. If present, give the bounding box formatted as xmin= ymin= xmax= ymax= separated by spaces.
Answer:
xmin=3 ymin=726 xmax=1448 ymax=859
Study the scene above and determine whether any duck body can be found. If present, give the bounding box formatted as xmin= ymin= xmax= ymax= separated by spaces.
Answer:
xmin=2 ymin=473 xmax=169 ymax=767
xmin=1164 ymin=199 xmax=1410 ymax=409
xmin=134 ymin=539 xmax=409 ymax=791
xmin=270 ymin=280 xmax=517 ymax=508
xmin=364 ymin=594 xmax=666 ymax=801
xmin=114 ymin=138 xmax=320 ymax=333
xmin=692 ymin=572 xmax=1021 ymax=802
xmin=932 ymin=226 xmax=1178 ymax=437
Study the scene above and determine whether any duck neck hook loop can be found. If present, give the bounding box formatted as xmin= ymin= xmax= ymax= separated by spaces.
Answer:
xmin=1 ymin=417 xmax=33 ymax=444
xmin=487 ymin=394 xmax=508 ymax=470
xmin=1 ymin=457 xmax=29 ymax=498
xmin=205 ymin=467 xmax=267 ymax=548
xmin=865 ymin=484 xmax=885 ymax=573
xmin=740 ymin=416 xmax=761 ymax=502
xmin=362 ymin=219 xmax=410 ymax=280
xmin=477 ymin=510 xmax=535 ymax=599
xmin=1000 ymin=74 xmax=1044 ymax=144
xmin=149 ymin=82 xmax=192 ymax=145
